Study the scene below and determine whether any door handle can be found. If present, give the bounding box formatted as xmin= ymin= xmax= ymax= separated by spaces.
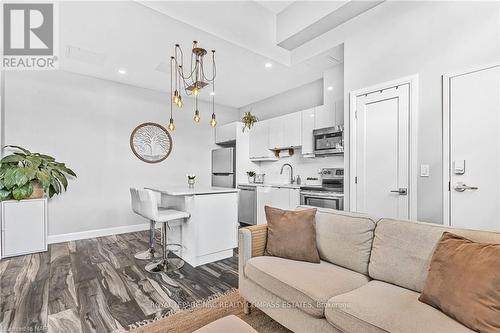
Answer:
xmin=390 ymin=188 xmax=407 ymax=195
xmin=454 ymin=182 xmax=478 ymax=192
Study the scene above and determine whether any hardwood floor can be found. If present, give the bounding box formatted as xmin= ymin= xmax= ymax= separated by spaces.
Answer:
xmin=0 ymin=231 xmax=238 ymax=333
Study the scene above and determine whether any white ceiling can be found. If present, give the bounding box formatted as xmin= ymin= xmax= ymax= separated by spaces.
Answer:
xmin=57 ymin=1 xmax=381 ymax=109
xmin=254 ymin=1 xmax=294 ymax=14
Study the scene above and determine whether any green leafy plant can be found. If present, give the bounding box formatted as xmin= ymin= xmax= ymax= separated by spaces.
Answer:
xmin=246 ymin=171 xmax=256 ymax=177
xmin=241 ymin=112 xmax=258 ymax=132
xmin=0 ymin=146 xmax=76 ymax=201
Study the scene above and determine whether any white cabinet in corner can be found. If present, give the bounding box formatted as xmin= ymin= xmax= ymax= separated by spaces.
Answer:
xmin=249 ymin=121 xmax=277 ymax=161
xmin=314 ymin=105 xmax=335 ymax=129
xmin=301 ymin=108 xmax=315 ymax=157
xmin=1 ymin=198 xmax=48 ymax=258
xmin=215 ymin=122 xmax=238 ymax=144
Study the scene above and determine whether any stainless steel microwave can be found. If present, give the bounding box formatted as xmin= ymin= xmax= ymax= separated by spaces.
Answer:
xmin=313 ymin=126 xmax=344 ymax=156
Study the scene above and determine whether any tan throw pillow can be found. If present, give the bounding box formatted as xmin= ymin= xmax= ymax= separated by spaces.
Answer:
xmin=419 ymin=232 xmax=500 ymax=333
xmin=264 ymin=206 xmax=320 ymax=263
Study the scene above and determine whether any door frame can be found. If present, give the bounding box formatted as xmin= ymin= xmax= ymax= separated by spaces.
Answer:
xmin=442 ymin=63 xmax=500 ymax=226
xmin=349 ymin=75 xmax=419 ymax=219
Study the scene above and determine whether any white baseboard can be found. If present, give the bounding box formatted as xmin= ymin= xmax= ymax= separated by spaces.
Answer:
xmin=48 ymin=223 xmax=153 ymax=244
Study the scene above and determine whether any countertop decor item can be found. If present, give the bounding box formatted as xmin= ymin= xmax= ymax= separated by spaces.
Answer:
xmin=130 ymin=122 xmax=173 ymax=163
xmin=0 ymin=145 xmax=76 ymax=201
xmin=246 ymin=171 xmax=256 ymax=183
xmin=169 ymin=41 xmax=217 ymax=130
xmin=254 ymin=173 xmax=265 ymax=184
xmin=241 ymin=112 xmax=258 ymax=132
xmin=187 ymin=174 xmax=196 ymax=187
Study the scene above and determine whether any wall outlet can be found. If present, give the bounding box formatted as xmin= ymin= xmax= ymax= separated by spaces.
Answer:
xmin=420 ymin=164 xmax=430 ymax=177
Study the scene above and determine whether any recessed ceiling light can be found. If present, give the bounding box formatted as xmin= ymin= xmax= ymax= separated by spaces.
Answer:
xmin=118 ymin=68 xmax=127 ymax=75
xmin=327 ymin=86 xmax=333 ymax=91
xmin=210 ymin=91 xmax=216 ymax=96
xmin=265 ymin=62 xmax=273 ymax=69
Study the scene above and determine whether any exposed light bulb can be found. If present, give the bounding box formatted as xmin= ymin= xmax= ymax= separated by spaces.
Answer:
xmin=173 ymin=90 xmax=179 ymax=104
xmin=210 ymin=114 xmax=217 ymax=128
xmin=193 ymin=87 xmax=199 ymax=96
xmin=193 ymin=110 xmax=200 ymax=123
xmin=168 ymin=118 xmax=175 ymax=131
xmin=177 ymin=96 xmax=183 ymax=108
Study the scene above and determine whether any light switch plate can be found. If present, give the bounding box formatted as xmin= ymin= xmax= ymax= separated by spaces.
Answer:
xmin=420 ymin=164 xmax=430 ymax=177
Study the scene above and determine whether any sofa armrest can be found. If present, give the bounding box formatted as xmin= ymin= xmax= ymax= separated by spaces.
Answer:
xmin=238 ymin=225 xmax=268 ymax=278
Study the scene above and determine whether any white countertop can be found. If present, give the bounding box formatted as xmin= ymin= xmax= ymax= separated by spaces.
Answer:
xmin=146 ymin=186 xmax=239 ymax=196
xmin=238 ymin=183 xmax=323 ymax=189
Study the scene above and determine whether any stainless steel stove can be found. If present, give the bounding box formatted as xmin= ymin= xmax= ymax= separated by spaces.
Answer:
xmin=300 ymin=168 xmax=344 ymax=210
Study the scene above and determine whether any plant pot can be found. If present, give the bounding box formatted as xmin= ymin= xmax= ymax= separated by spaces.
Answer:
xmin=28 ymin=181 xmax=44 ymax=199
xmin=248 ymin=176 xmax=255 ymax=183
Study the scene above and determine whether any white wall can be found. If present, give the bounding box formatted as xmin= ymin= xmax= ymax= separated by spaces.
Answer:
xmin=239 ymin=79 xmax=324 ymax=120
xmin=4 ymin=70 xmax=238 ymax=236
xmin=258 ymin=152 xmax=343 ymax=184
xmin=340 ymin=1 xmax=500 ymax=223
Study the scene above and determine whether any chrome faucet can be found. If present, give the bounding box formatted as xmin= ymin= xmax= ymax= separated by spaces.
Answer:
xmin=280 ymin=163 xmax=294 ymax=184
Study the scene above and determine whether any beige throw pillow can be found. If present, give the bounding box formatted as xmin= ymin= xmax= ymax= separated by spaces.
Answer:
xmin=419 ymin=232 xmax=500 ymax=333
xmin=264 ymin=206 xmax=320 ymax=263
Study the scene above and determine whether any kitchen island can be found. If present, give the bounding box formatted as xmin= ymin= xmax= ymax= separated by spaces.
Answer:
xmin=146 ymin=186 xmax=239 ymax=267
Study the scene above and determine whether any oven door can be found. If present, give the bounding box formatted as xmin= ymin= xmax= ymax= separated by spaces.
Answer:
xmin=300 ymin=193 xmax=344 ymax=210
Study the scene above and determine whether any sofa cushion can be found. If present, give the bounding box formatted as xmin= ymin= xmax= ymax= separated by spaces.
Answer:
xmin=245 ymin=256 xmax=370 ymax=318
xmin=299 ymin=207 xmax=378 ymax=275
xmin=264 ymin=206 xmax=320 ymax=263
xmin=368 ymin=218 xmax=500 ymax=292
xmin=325 ymin=281 xmax=474 ymax=333
xmin=419 ymin=232 xmax=500 ymax=333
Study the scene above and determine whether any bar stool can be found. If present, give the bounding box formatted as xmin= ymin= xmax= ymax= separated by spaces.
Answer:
xmin=130 ymin=188 xmax=190 ymax=273
xmin=130 ymin=188 xmax=160 ymax=260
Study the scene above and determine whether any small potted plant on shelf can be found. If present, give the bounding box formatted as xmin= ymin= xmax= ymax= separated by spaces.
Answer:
xmin=0 ymin=145 xmax=77 ymax=201
xmin=187 ymin=174 xmax=196 ymax=188
xmin=241 ymin=112 xmax=258 ymax=132
xmin=246 ymin=171 xmax=256 ymax=183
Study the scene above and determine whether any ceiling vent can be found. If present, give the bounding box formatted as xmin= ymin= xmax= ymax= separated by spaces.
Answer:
xmin=65 ymin=45 xmax=106 ymax=65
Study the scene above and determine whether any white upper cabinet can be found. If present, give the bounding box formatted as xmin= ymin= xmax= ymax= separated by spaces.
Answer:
xmin=268 ymin=117 xmax=284 ymax=150
xmin=268 ymin=112 xmax=301 ymax=150
xmin=314 ymin=105 xmax=335 ymax=129
xmin=249 ymin=120 xmax=277 ymax=161
xmin=301 ymin=108 xmax=315 ymax=157
xmin=283 ymin=112 xmax=302 ymax=148
xmin=215 ymin=122 xmax=238 ymax=144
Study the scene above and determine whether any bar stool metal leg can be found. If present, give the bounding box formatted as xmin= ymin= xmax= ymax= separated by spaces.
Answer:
xmin=145 ymin=222 xmax=184 ymax=273
xmin=134 ymin=220 xmax=160 ymax=260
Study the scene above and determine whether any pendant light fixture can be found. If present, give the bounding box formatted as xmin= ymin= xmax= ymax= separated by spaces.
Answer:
xmin=168 ymin=56 xmax=175 ymax=131
xmin=170 ymin=41 xmax=217 ymax=129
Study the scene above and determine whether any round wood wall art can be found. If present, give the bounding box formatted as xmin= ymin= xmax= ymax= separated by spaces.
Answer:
xmin=130 ymin=122 xmax=172 ymax=163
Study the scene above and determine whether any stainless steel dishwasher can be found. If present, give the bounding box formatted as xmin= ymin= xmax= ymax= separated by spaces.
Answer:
xmin=238 ymin=185 xmax=257 ymax=225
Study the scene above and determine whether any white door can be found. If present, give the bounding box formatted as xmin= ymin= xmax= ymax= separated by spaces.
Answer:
xmin=354 ymin=84 xmax=411 ymax=219
xmin=445 ymin=65 xmax=500 ymax=231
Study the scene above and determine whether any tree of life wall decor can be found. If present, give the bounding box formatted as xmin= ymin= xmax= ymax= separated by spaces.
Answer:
xmin=130 ymin=123 xmax=172 ymax=163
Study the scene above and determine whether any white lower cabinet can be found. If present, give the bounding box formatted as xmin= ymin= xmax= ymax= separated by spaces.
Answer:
xmin=256 ymin=186 xmax=301 ymax=224
xmin=1 ymin=198 xmax=48 ymax=258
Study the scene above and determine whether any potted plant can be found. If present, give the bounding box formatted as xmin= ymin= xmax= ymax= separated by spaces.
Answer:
xmin=241 ymin=112 xmax=258 ymax=132
xmin=0 ymin=146 xmax=76 ymax=201
xmin=246 ymin=171 xmax=256 ymax=183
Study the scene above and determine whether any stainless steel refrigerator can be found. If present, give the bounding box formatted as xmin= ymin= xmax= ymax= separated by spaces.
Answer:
xmin=211 ymin=147 xmax=235 ymax=188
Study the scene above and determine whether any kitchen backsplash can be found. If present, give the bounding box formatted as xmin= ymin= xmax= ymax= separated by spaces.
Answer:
xmin=255 ymin=149 xmax=343 ymax=183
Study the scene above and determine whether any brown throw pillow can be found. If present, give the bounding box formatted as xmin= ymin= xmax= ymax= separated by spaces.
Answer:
xmin=264 ymin=206 xmax=320 ymax=263
xmin=419 ymin=232 xmax=500 ymax=332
